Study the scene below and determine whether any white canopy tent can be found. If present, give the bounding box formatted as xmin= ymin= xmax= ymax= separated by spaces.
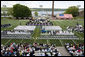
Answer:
xmin=14 ymin=26 xmax=36 ymax=31
xmin=42 ymin=26 xmax=62 ymax=31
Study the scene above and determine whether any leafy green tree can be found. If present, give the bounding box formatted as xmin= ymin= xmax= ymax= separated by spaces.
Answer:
xmin=64 ymin=6 xmax=79 ymax=17
xmin=13 ymin=4 xmax=32 ymax=19
xmin=34 ymin=11 xmax=38 ymax=16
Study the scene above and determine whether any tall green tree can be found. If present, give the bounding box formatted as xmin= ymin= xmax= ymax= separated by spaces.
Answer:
xmin=64 ymin=6 xmax=79 ymax=17
xmin=13 ymin=4 xmax=32 ymax=18
xmin=34 ymin=11 xmax=38 ymax=16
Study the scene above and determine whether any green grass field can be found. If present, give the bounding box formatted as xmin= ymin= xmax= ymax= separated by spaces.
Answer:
xmin=73 ymin=17 xmax=84 ymax=19
xmin=32 ymin=26 xmax=41 ymax=38
xmin=1 ymin=18 xmax=84 ymax=46
xmin=1 ymin=39 xmax=10 ymax=45
xmin=1 ymin=18 xmax=29 ymax=31
xmin=49 ymin=39 xmax=62 ymax=46
xmin=74 ymin=40 xmax=84 ymax=44
xmin=1 ymin=39 xmax=84 ymax=46
xmin=51 ymin=20 xmax=84 ymax=39
xmin=51 ymin=20 xmax=84 ymax=30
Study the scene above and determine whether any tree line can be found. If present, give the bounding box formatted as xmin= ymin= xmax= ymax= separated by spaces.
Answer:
xmin=1 ymin=4 xmax=80 ymax=19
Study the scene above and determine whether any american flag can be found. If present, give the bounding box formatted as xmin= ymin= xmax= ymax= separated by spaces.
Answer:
xmin=57 ymin=14 xmax=73 ymax=19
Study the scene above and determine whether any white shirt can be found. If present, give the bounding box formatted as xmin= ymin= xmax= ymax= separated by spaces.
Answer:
xmin=58 ymin=53 xmax=61 ymax=56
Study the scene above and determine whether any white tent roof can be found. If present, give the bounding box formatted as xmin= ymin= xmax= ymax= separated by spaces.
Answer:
xmin=42 ymin=26 xmax=62 ymax=31
xmin=14 ymin=26 xmax=36 ymax=31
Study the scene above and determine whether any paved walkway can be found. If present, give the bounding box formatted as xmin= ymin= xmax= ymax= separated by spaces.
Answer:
xmin=56 ymin=47 xmax=71 ymax=56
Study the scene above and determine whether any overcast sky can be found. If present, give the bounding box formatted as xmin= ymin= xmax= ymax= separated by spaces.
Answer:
xmin=1 ymin=1 xmax=84 ymax=9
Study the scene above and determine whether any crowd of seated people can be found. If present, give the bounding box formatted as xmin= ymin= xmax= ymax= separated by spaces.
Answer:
xmin=67 ymin=23 xmax=84 ymax=33
xmin=1 ymin=43 xmax=61 ymax=56
xmin=26 ymin=19 xmax=53 ymax=26
xmin=1 ymin=24 xmax=11 ymax=28
xmin=65 ymin=43 xmax=84 ymax=56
